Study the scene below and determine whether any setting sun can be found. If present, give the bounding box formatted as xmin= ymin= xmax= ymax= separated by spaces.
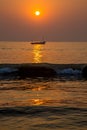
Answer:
xmin=35 ymin=11 xmax=40 ymax=16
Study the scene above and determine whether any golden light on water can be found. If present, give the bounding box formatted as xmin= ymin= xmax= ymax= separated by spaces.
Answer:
xmin=31 ymin=98 xmax=55 ymax=106
xmin=32 ymin=99 xmax=44 ymax=105
xmin=32 ymin=45 xmax=43 ymax=63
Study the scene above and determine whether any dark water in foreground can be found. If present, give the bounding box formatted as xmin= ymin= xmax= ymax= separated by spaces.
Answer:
xmin=0 ymin=78 xmax=87 ymax=130
xmin=0 ymin=42 xmax=87 ymax=130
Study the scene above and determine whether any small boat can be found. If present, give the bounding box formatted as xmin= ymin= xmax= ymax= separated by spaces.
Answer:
xmin=31 ymin=41 xmax=46 ymax=44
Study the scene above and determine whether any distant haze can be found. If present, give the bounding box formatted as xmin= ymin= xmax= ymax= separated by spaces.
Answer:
xmin=0 ymin=0 xmax=87 ymax=41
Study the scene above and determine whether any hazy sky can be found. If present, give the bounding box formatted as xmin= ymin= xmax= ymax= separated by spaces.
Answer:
xmin=0 ymin=0 xmax=87 ymax=41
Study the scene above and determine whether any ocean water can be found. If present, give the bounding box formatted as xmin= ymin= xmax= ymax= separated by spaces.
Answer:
xmin=0 ymin=42 xmax=87 ymax=130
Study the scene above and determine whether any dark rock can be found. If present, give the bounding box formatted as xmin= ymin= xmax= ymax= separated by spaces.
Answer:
xmin=82 ymin=66 xmax=87 ymax=78
xmin=18 ymin=66 xmax=57 ymax=78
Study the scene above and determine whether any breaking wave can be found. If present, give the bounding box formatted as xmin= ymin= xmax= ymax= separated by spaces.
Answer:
xmin=0 ymin=63 xmax=86 ymax=80
xmin=0 ymin=106 xmax=86 ymax=116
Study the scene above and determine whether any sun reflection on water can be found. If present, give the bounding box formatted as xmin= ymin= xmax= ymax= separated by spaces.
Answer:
xmin=32 ymin=44 xmax=43 ymax=63
xmin=31 ymin=99 xmax=44 ymax=105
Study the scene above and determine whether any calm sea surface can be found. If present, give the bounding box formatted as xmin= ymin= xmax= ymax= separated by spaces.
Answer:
xmin=0 ymin=42 xmax=87 ymax=64
xmin=0 ymin=42 xmax=87 ymax=130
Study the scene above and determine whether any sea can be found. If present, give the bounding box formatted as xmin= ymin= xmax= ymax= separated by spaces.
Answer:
xmin=0 ymin=41 xmax=87 ymax=130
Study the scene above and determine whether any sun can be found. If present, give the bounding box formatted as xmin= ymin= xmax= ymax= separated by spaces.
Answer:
xmin=35 ymin=11 xmax=40 ymax=16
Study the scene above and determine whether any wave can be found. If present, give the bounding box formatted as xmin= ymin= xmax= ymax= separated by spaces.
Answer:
xmin=0 ymin=106 xmax=86 ymax=117
xmin=0 ymin=67 xmax=17 ymax=74
xmin=0 ymin=63 xmax=87 ymax=79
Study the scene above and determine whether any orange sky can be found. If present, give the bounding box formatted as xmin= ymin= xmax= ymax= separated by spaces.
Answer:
xmin=0 ymin=0 xmax=87 ymax=41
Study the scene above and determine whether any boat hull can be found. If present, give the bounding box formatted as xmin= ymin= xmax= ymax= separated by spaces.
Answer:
xmin=31 ymin=41 xmax=46 ymax=44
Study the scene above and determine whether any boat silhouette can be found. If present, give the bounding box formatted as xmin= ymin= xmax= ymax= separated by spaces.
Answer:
xmin=31 ymin=41 xmax=46 ymax=44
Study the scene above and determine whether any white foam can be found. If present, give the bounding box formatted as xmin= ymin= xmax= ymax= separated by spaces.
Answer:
xmin=56 ymin=68 xmax=82 ymax=75
xmin=0 ymin=67 xmax=17 ymax=74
